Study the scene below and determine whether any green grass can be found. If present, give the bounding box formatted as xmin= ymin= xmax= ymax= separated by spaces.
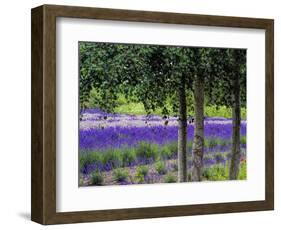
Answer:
xmin=114 ymin=102 xmax=247 ymax=119
xmin=205 ymin=105 xmax=247 ymax=120
xmin=114 ymin=101 xmax=247 ymax=119
xmin=85 ymin=89 xmax=247 ymax=119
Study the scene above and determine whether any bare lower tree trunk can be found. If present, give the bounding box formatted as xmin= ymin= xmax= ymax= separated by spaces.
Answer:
xmin=178 ymin=76 xmax=187 ymax=182
xmin=192 ymin=75 xmax=204 ymax=181
xmin=229 ymin=73 xmax=241 ymax=180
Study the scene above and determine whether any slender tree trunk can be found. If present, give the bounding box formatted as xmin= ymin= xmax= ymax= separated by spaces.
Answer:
xmin=192 ymin=75 xmax=205 ymax=181
xmin=229 ymin=72 xmax=241 ymax=180
xmin=178 ymin=76 xmax=187 ymax=182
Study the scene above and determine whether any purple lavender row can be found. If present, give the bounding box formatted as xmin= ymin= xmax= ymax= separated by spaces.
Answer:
xmin=79 ymin=123 xmax=246 ymax=151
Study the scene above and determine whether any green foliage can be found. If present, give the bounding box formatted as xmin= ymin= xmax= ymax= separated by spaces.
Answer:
xmin=79 ymin=42 xmax=246 ymax=117
xmin=121 ymin=148 xmax=136 ymax=166
xmin=113 ymin=168 xmax=129 ymax=182
xmin=160 ymin=145 xmax=174 ymax=159
xmin=164 ymin=173 xmax=177 ymax=183
xmin=216 ymin=139 xmax=229 ymax=147
xmin=240 ymin=136 xmax=247 ymax=145
xmin=136 ymin=165 xmax=149 ymax=177
xmin=166 ymin=142 xmax=178 ymax=155
xmin=102 ymin=149 xmax=123 ymax=168
xmin=238 ymin=162 xmax=247 ymax=180
xmin=115 ymin=102 xmax=147 ymax=115
xmin=79 ymin=151 xmax=102 ymax=170
xmin=86 ymin=91 xmax=247 ymax=119
xmin=135 ymin=142 xmax=159 ymax=160
xmin=204 ymin=49 xmax=246 ymax=108
xmin=205 ymin=138 xmax=219 ymax=148
xmin=91 ymin=171 xmax=104 ymax=185
xmin=205 ymin=105 xmax=247 ymax=119
xmin=135 ymin=165 xmax=149 ymax=183
xmin=202 ymin=167 xmax=212 ymax=180
xmin=202 ymin=161 xmax=246 ymax=181
xmin=202 ymin=164 xmax=228 ymax=181
xmin=155 ymin=161 xmax=167 ymax=175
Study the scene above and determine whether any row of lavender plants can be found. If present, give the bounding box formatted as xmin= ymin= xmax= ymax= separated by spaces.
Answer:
xmin=79 ymin=109 xmax=247 ymax=185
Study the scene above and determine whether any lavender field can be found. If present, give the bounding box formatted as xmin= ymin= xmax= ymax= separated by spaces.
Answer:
xmin=79 ymin=109 xmax=247 ymax=186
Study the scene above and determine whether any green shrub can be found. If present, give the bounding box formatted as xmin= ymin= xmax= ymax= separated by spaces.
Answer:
xmin=160 ymin=145 xmax=173 ymax=159
xmin=155 ymin=161 xmax=167 ymax=175
xmin=164 ymin=173 xmax=177 ymax=183
xmin=136 ymin=165 xmax=149 ymax=177
xmin=102 ymin=149 xmax=122 ymax=168
xmin=202 ymin=165 xmax=228 ymax=181
xmin=166 ymin=142 xmax=178 ymax=155
xmin=79 ymin=151 xmax=102 ymax=169
xmin=135 ymin=165 xmax=149 ymax=183
xmin=122 ymin=148 xmax=136 ymax=166
xmin=91 ymin=171 xmax=104 ymax=185
xmin=135 ymin=141 xmax=159 ymax=160
xmin=113 ymin=168 xmax=129 ymax=182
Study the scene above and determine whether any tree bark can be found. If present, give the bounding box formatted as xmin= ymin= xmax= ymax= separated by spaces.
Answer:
xmin=192 ymin=75 xmax=204 ymax=181
xmin=229 ymin=72 xmax=241 ymax=180
xmin=178 ymin=76 xmax=187 ymax=182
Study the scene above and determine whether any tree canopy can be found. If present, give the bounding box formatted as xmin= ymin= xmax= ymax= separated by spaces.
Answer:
xmin=79 ymin=42 xmax=246 ymax=115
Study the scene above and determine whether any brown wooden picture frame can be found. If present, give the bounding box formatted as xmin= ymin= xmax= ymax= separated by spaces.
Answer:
xmin=31 ymin=4 xmax=274 ymax=225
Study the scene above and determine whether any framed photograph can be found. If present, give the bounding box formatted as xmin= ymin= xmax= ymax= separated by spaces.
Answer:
xmin=31 ymin=4 xmax=274 ymax=225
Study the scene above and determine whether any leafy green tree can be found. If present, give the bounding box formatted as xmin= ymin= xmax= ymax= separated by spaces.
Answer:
xmin=204 ymin=48 xmax=246 ymax=179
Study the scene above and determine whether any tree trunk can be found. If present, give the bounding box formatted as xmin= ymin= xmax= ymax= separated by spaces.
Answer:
xmin=192 ymin=75 xmax=204 ymax=181
xmin=229 ymin=72 xmax=241 ymax=180
xmin=178 ymin=76 xmax=187 ymax=182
